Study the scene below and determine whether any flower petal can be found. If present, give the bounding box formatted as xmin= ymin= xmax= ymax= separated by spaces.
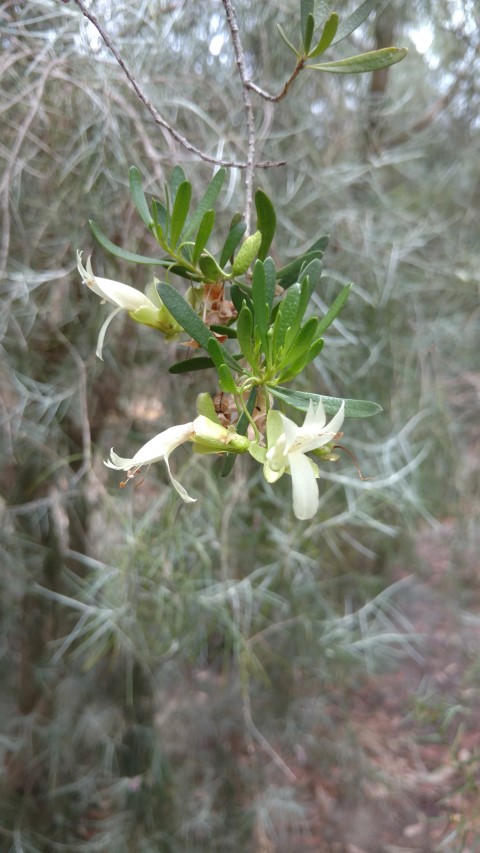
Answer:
xmin=289 ymin=451 xmax=319 ymax=520
xmin=164 ymin=450 xmax=196 ymax=503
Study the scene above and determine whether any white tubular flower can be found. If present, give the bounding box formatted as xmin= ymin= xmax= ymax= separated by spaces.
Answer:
xmin=77 ymin=251 xmax=158 ymax=314
xmin=265 ymin=400 xmax=345 ymax=521
xmin=105 ymin=422 xmax=196 ymax=503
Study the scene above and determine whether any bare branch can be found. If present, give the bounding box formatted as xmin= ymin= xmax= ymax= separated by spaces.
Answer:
xmin=70 ymin=0 xmax=285 ymax=172
xmin=221 ymin=0 xmax=256 ymax=232
xmin=246 ymin=63 xmax=305 ymax=103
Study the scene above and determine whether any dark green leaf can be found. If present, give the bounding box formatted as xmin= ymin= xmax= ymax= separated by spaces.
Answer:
xmin=309 ymin=47 xmax=408 ymax=74
xmin=157 ymin=282 xmax=214 ymax=349
xmin=89 ymin=220 xmax=166 ymax=265
xmin=282 ymin=315 xmax=319 ymax=363
xmin=192 ymin=209 xmax=215 ymax=265
xmin=230 ymin=283 xmax=253 ymax=316
xmin=221 ymin=388 xmax=257 ymax=477
xmin=276 ymin=236 xmax=329 ymax=288
xmin=218 ymin=364 xmax=238 ymax=394
xmin=129 ymin=166 xmax=153 ymax=228
xmin=220 ymin=218 xmax=246 ymax=268
xmin=269 ymin=385 xmax=382 ymax=417
xmin=303 ymin=12 xmax=315 ymax=55
xmin=251 ymin=260 xmax=268 ymax=351
xmin=272 ymin=282 xmax=301 ymax=354
xmin=209 ymin=323 xmax=237 ymax=339
xmin=255 ymin=190 xmax=276 ymax=261
xmin=308 ymin=12 xmax=339 ymax=58
xmin=182 ymin=168 xmax=226 ymax=241
xmin=236 ymin=305 xmax=257 ymax=369
xmin=170 ymin=181 xmax=192 ymax=248
xmin=169 ymin=356 xmax=215 ymax=374
xmin=263 ymin=257 xmax=276 ymax=316
xmin=152 ymin=199 xmax=168 ymax=244
xmin=300 ymin=0 xmax=314 ymax=48
xmin=331 ymin=0 xmax=375 ymax=45
xmin=316 ymin=283 xmax=352 ymax=335
xmin=300 ymin=258 xmax=323 ymax=292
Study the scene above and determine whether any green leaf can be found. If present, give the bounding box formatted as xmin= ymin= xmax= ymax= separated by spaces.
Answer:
xmin=303 ymin=12 xmax=315 ymax=55
xmin=300 ymin=0 xmax=314 ymax=47
xmin=170 ymin=181 xmax=192 ymax=248
xmin=192 ymin=209 xmax=215 ymax=265
xmin=218 ymin=364 xmax=238 ymax=394
xmin=169 ymin=165 xmax=187 ymax=200
xmin=196 ymin=392 xmax=221 ymax=423
xmin=219 ymin=218 xmax=247 ymax=268
xmin=255 ymin=190 xmax=276 ymax=261
xmin=272 ymin=282 xmax=301 ymax=354
xmin=152 ymin=198 xmax=168 ymax=244
xmin=331 ymin=0 xmax=375 ymax=45
xmin=221 ymin=388 xmax=258 ymax=477
xmin=277 ymin=337 xmax=324 ymax=383
xmin=209 ymin=323 xmax=237 ymax=339
xmin=282 ymin=315 xmax=319 ymax=363
xmin=300 ymin=258 xmax=323 ymax=292
xmin=276 ymin=22 xmax=300 ymax=57
xmin=182 ymin=168 xmax=226 ymax=241
xmin=157 ymin=282 xmax=214 ymax=350
xmin=283 ymin=277 xmax=311 ymax=351
xmin=307 ymin=12 xmax=338 ymax=58
xmin=264 ymin=257 xmax=276 ymax=316
xmin=269 ymin=385 xmax=383 ymax=417
xmin=276 ymin=236 xmax=329 ymax=288
xmin=89 ymin=219 xmax=167 ymax=265
xmin=230 ymin=283 xmax=253 ymax=316
xmin=231 ymin=231 xmax=262 ymax=276
xmin=236 ymin=305 xmax=257 ymax=370
xmin=198 ymin=252 xmax=227 ymax=282
xmin=309 ymin=47 xmax=408 ymax=74
xmin=169 ymin=356 xmax=215 ymax=374
xmin=129 ymin=166 xmax=153 ymax=228
xmin=251 ymin=260 xmax=268 ymax=351
xmin=316 ymin=283 xmax=352 ymax=335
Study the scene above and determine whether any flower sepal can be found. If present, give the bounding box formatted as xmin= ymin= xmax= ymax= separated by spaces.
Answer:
xmin=192 ymin=416 xmax=250 ymax=455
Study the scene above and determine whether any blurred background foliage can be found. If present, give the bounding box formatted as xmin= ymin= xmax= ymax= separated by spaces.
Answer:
xmin=1 ymin=0 xmax=479 ymax=850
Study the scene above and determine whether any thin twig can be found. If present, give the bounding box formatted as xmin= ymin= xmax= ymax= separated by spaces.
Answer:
xmin=221 ymin=0 xmax=256 ymax=232
xmin=246 ymin=63 xmax=305 ymax=103
xmin=70 ymin=0 xmax=285 ymax=171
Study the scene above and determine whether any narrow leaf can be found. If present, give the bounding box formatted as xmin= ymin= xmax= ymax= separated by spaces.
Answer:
xmin=264 ymin=257 xmax=276 ymax=316
xmin=182 ymin=168 xmax=226 ymax=241
xmin=300 ymin=0 xmax=314 ymax=47
xmin=331 ymin=0 xmax=376 ymax=45
xmin=129 ymin=166 xmax=153 ymax=227
xmin=169 ymin=165 xmax=187 ymax=200
xmin=89 ymin=220 xmax=166 ymax=265
xmin=157 ymin=282 xmax=214 ymax=350
xmin=276 ymin=235 xmax=329 ymax=288
xmin=230 ymin=283 xmax=253 ymax=316
xmin=169 ymin=356 xmax=215 ymax=374
xmin=309 ymin=47 xmax=408 ymax=74
xmin=170 ymin=181 xmax=192 ymax=248
xmin=272 ymin=282 xmax=301 ymax=354
xmin=218 ymin=364 xmax=238 ymax=394
xmin=255 ymin=190 xmax=276 ymax=261
xmin=236 ymin=305 xmax=257 ymax=369
xmin=192 ymin=209 xmax=215 ymax=265
xmin=316 ymin=283 xmax=352 ymax=335
xmin=269 ymin=385 xmax=382 ymax=417
xmin=308 ymin=12 xmax=339 ymax=58
xmin=251 ymin=260 xmax=268 ymax=351
xmin=278 ymin=338 xmax=324 ymax=383
xmin=303 ymin=12 xmax=315 ymax=55
xmin=152 ymin=198 xmax=168 ymax=244
xmin=220 ymin=218 xmax=246 ymax=268
xmin=276 ymin=22 xmax=300 ymax=57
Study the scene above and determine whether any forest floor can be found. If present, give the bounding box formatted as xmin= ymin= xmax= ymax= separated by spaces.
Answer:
xmin=281 ymin=519 xmax=480 ymax=853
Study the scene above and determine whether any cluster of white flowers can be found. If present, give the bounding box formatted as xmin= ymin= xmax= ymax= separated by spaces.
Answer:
xmin=79 ymin=253 xmax=345 ymax=520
